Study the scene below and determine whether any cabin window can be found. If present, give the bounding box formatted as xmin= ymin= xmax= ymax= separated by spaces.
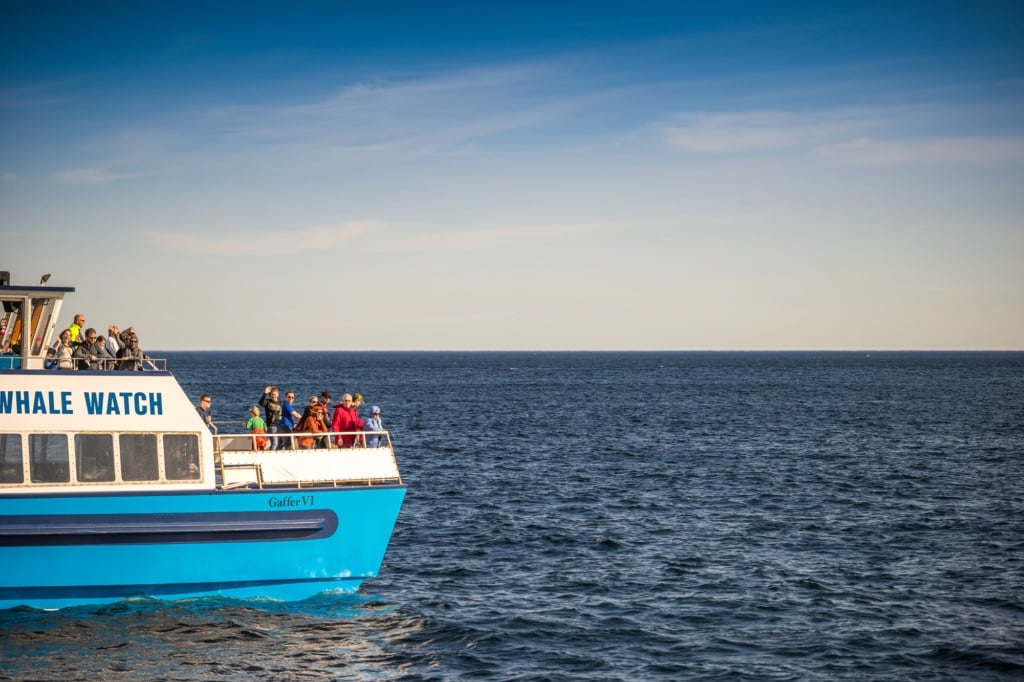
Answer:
xmin=164 ymin=434 xmax=200 ymax=480
xmin=75 ymin=433 xmax=115 ymax=482
xmin=29 ymin=434 xmax=70 ymax=483
xmin=29 ymin=297 xmax=55 ymax=355
xmin=0 ymin=433 xmax=23 ymax=483
xmin=119 ymin=433 xmax=158 ymax=481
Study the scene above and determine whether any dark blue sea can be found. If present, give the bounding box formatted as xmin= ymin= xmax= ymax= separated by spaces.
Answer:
xmin=2 ymin=351 xmax=1023 ymax=680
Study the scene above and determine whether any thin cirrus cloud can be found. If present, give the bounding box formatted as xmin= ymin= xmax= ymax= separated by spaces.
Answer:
xmin=34 ymin=63 xmax=578 ymax=189
xmin=146 ymin=221 xmax=384 ymax=256
xmin=657 ymin=110 xmax=882 ymax=153
xmin=658 ymin=109 xmax=1024 ymax=167
xmin=366 ymin=222 xmax=605 ymax=253
xmin=145 ymin=221 xmax=604 ymax=257
xmin=54 ymin=168 xmax=142 ymax=186
xmin=816 ymin=135 xmax=1024 ymax=166
xmin=202 ymin=62 xmax=581 ymax=155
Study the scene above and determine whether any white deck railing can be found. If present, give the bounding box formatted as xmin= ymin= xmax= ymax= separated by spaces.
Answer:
xmin=213 ymin=431 xmax=402 ymax=489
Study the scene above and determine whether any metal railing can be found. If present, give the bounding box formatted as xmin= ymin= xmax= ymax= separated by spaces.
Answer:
xmin=214 ymin=430 xmax=401 ymax=489
xmin=214 ymin=430 xmax=393 ymax=454
xmin=39 ymin=356 xmax=167 ymax=371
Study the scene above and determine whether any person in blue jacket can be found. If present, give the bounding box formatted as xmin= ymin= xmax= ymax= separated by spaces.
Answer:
xmin=279 ymin=390 xmax=303 ymax=450
xmin=364 ymin=405 xmax=385 ymax=447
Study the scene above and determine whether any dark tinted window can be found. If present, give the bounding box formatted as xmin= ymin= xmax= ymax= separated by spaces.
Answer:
xmin=29 ymin=433 xmax=69 ymax=483
xmin=75 ymin=433 xmax=115 ymax=482
xmin=0 ymin=433 xmax=23 ymax=483
xmin=120 ymin=433 xmax=159 ymax=481
xmin=164 ymin=434 xmax=200 ymax=480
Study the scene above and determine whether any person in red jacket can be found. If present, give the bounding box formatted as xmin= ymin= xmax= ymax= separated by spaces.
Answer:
xmin=331 ymin=393 xmax=364 ymax=447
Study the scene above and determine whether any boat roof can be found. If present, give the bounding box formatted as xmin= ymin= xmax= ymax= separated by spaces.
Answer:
xmin=0 ymin=285 xmax=76 ymax=294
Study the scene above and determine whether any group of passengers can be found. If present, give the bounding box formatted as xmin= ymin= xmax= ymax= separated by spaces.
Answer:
xmin=243 ymin=386 xmax=386 ymax=451
xmin=46 ymin=313 xmax=148 ymax=370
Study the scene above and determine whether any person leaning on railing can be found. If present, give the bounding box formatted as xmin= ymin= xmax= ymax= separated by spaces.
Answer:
xmin=73 ymin=327 xmax=105 ymax=370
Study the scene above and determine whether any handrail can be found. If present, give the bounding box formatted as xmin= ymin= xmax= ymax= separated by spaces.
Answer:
xmin=214 ymin=430 xmax=393 ymax=452
xmin=214 ymin=430 xmax=401 ymax=489
xmin=0 ymin=356 xmax=170 ymax=371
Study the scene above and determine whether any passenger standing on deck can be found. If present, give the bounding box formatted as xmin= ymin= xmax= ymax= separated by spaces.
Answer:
xmin=279 ymin=391 xmax=302 ymax=450
xmin=331 ymin=393 xmax=364 ymax=447
xmin=196 ymin=394 xmax=216 ymax=433
xmin=47 ymin=329 xmax=74 ymax=370
xmin=316 ymin=392 xmax=332 ymax=447
xmin=117 ymin=335 xmax=144 ymax=370
xmin=245 ymin=406 xmax=268 ymax=450
xmin=296 ymin=396 xmax=328 ymax=449
xmin=96 ymin=336 xmax=115 ymax=369
xmin=118 ymin=326 xmax=137 ymax=348
xmin=68 ymin=313 xmax=85 ymax=345
xmin=259 ymin=386 xmax=283 ymax=450
xmin=105 ymin=325 xmax=121 ymax=358
xmin=364 ymin=406 xmax=385 ymax=447
xmin=72 ymin=328 xmax=104 ymax=370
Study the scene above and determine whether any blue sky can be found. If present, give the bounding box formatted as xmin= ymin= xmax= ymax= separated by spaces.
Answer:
xmin=2 ymin=1 xmax=1022 ymax=350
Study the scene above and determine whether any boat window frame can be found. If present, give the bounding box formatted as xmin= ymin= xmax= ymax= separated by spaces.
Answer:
xmin=118 ymin=433 xmax=160 ymax=482
xmin=74 ymin=433 xmax=116 ymax=483
xmin=29 ymin=433 xmax=70 ymax=483
xmin=0 ymin=431 xmax=205 ymax=487
xmin=0 ymin=432 xmax=25 ymax=484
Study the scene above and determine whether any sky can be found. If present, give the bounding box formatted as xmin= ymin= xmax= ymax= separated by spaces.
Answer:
xmin=2 ymin=0 xmax=1022 ymax=350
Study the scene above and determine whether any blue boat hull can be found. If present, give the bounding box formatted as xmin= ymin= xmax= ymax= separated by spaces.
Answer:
xmin=0 ymin=485 xmax=406 ymax=610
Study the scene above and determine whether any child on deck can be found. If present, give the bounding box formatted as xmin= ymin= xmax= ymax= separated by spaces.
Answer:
xmin=245 ymin=406 xmax=268 ymax=451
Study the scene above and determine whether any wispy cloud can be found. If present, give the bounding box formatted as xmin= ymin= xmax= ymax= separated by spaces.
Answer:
xmin=658 ymin=108 xmax=1024 ymax=167
xmin=146 ymin=220 xmax=601 ymax=257
xmin=40 ymin=61 xmax=589 ymax=180
xmin=54 ymin=168 xmax=142 ymax=185
xmin=0 ymin=82 xmax=70 ymax=109
xmin=368 ymin=222 xmax=605 ymax=253
xmin=657 ymin=110 xmax=880 ymax=153
xmin=202 ymin=62 xmax=583 ymax=158
xmin=146 ymin=220 xmax=384 ymax=256
xmin=817 ymin=135 xmax=1024 ymax=166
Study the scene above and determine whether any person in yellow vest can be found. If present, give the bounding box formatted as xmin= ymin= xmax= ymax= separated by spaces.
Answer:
xmin=68 ymin=313 xmax=85 ymax=345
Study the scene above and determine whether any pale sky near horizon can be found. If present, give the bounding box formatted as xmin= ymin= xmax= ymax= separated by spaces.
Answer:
xmin=2 ymin=1 xmax=1022 ymax=350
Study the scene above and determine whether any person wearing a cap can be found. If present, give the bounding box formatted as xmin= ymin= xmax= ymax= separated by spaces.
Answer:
xmin=364 ymin=405 xmax=384 ymax=447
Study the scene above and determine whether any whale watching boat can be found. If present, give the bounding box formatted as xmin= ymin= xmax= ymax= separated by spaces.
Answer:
xmin=0 ymin=272 xmax=406 ymax=610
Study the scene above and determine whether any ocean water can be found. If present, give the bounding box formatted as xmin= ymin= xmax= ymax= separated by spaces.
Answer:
xmin=2 ymin=351 xmax=1022 ymax=680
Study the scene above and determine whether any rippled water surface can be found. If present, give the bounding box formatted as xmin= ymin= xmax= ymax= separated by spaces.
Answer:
xmin=2 ymin=352 xmax=1023 ymax=680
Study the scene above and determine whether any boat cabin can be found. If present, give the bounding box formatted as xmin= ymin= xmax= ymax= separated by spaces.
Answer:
xmin=0 ymin=270 xmax=71 ymax=370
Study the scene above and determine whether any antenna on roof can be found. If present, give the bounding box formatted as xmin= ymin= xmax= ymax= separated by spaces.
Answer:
xmin=39 ymin=273 xmax=51 ymax=286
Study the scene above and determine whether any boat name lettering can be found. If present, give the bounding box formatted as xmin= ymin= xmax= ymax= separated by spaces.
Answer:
xmin=83 ymin=391 xmax=164 ymax=416
xmin=268 ymin=495 xmax=315 ymax=508
xmin=0 ymin=390 xmax=165 ymax=416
